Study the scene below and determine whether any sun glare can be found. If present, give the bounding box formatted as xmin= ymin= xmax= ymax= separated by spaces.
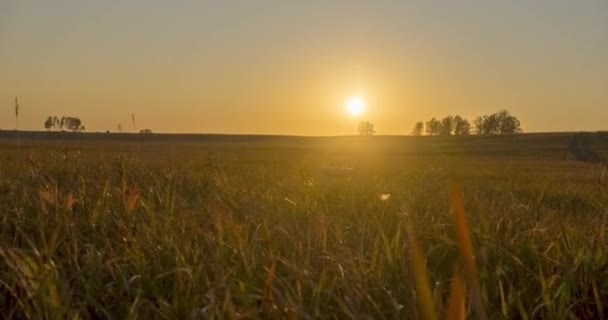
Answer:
xmin=346 ymin=97 xmax=365 ymax=116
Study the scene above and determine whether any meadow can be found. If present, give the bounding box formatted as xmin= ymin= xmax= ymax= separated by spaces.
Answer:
xmin=0 ymin=132 xmax=607 ymax=319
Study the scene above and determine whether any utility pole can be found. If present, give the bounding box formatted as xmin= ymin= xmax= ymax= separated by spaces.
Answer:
xmin=131 ymin=114 xmax=137 ymax=132
xmin=14 ymin=96 xmax=21 ymax=152
xmin=14 ymin=96 xmax=19 ymax=130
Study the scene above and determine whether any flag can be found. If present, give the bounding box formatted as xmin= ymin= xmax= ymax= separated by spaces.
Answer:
xmin=131 ymin=114 xmax=136 ymax=127
xmin=14 ymin=97 xmax=19 ymax=117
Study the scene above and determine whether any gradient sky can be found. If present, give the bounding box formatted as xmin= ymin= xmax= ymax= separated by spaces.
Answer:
xmin=1 ymin=1 xmax=607 ymax=135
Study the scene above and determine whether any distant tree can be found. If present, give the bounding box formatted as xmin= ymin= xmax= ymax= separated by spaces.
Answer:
xmin=67 ymin=117 xmax=79 ymax=131
xmin=425 ymin=117 xmax=441 ymax=136
xmin=453 ymin=115 xmax=471 ymax=135
xmin=44 ymin=116 xmax=64 ymax=131
xmin=439 ymin=116 xmax=454 ymax=136
xmin=473 ymin=116 xmax=485 ymax=135
xmin=140 ymin=129 xmax=153 ymax=134
xmin=357 ymin=121 xmax=375 ymax=136
xmin=44 ymin=116 xmax=54 ymax=131
xmin=411 ymin=122 xmax=424 ymax=136
xmin=482 ymin=114 xmax=500 ymax=135
xmin=496 ymin=110 xmax=522 ymax=134
xmin=55 ymin=116 xmax=84 ymax=132
xmin=44 ymin=116 xmax=86 ymax=132
xmin=65 ymin=117 xmax=74 ymax=131
xmin=473 ymin=110 xmax=522 ymax=135
xmin=60 ymin=116 xmax=67 ymax=130
xmin=52 ymin=116 xmax=60 ymax=130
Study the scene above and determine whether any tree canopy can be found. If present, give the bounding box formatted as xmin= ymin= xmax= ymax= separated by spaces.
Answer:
xmin=357 ymin=121 xmax=375 ymax=136
xmin=414 ymin=110 xmax=522 ymax=136
xmin=44 ymin=116 xmax=85 ymax=132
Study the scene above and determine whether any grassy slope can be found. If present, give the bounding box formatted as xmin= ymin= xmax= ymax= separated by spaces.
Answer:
xmin=0 ymin=132 xmax=607 ymax=319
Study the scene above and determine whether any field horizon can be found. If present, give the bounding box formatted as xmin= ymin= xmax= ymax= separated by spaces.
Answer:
xmin=2 ymin=130 xmax=607 ymax=162
xmin=2 ymin=129 xmax=607 ymax=138
xmin=1 ymin=129 xmax=607 ymax=318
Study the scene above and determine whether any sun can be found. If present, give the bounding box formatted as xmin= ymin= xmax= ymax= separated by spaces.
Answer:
xmin=346 ymin=96 xmax=365 ymax=116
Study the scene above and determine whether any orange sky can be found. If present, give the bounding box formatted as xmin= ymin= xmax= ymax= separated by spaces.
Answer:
xmin=1 ymin=1 xmax=607 ymax=135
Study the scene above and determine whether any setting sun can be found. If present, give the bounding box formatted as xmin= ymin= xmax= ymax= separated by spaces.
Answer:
xmin=346 ymin=97 xmax=365 ymax=116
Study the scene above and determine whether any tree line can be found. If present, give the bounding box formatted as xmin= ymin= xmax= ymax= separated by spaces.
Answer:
xmin=411 ymin=110 xmax=522 ymax=136
xmin=356 ymin=110 xmax=522 ymax=136
xmin=44 ymin=116 xmax=85 ymax=132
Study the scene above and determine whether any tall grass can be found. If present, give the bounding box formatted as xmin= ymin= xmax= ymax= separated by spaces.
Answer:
xmin=0 ymin=145 xmax=607 ymax=319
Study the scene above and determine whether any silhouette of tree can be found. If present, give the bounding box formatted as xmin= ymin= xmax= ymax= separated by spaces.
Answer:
xmin=473 ymin=116 xmax=485 ymax=134
xmin=411 ymin=122 xmax=424 ymax=136
xmin=439 ymin=116 xmax=454 ymax=136
xmin=425 ymin=117 xmax=441 ymax=135
xmin=60 ymin=116 xmax=66 ymax=130
xmin=50 ymin=116 xmax=85 ymax=132
xmin=52 ymin=116 xmax=60 ymax=130
xmin=474 ymin=110 xmax=522 ymax=135
xmin=496 ymin=110 xmax=522 ymax=134
xmin=484 ymin=114 xmax=501 ymax=135
xmin=453 ymin=115 xmax=471 ymax=135
xmin=44 ymin=116 xmax=54 ymax=131
xmin=44 ymin=116 xmax=64 ymax=131
xmin=66 ymin=118 xmax=82 ymax=132
xmin=417 ymin=110 xmax=522 ymax=136
xmin=357 ymin=121 xmax=375 ymax=136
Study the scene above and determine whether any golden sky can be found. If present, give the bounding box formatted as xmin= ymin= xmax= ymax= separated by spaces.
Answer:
xmin=1 ymin=1 xmax=607 ymax=135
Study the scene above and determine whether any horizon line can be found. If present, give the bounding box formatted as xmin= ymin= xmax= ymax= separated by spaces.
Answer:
xmin=0 ymin=129 xmax=605 ymax=138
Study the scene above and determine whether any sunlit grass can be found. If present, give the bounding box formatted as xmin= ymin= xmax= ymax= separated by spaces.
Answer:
xmin=0 ymin=143 xmax=607 ymax=318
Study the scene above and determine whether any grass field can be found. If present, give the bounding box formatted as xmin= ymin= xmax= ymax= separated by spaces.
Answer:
xmin=1 ymin=132 xmax=607 ymax=319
